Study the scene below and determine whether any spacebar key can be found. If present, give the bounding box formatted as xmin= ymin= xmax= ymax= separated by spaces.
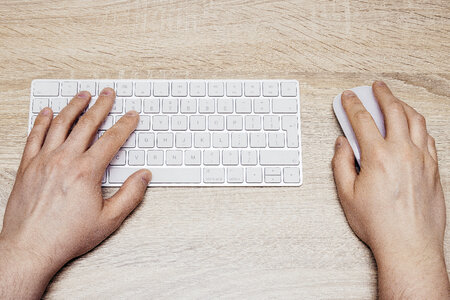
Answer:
xmin=109 ymin=167 xmax=201 ymax=184
xmin=259 ymin=150 xmax=300 ymax=165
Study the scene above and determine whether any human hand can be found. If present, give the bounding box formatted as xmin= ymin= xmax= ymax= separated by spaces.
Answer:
xmin=0 ymin=88 xmax=151 ymax=299
xmin=332 ymin=81 xmax=448 ymax=299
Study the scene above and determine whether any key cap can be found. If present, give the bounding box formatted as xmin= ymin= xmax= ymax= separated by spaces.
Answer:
xmin=235 ymin=98 xmax=252 ymax=113
xmin=185 ymin=150 xmax=201 ymax=165
xmin=208 ymin=81 xmax=224 ymax=97
xmin=203 ymin=168 xmax=225 ymax=183
xmin=180 ymin=98 xmax=196 ymax=113
xmin=117 ymin=81 xmax=133 ymax=96
xmin=171 ymin=82 xmax=188 ymax=97
xmin=280 ymin=81 xmax=297 ymax=97
xmin=147 ymin=150 xmax=164 ymax=165
xmin=241 ymin=150 xmax=257 ymax=165
xmin=136 ymin=115 xmax=150 ymax=130
xmin=33 ymin=81 xmax=59 ymax=97
xmin=222 ymin=150 xmax=239 ymax=165
xmin=265 ymin=175 xmax=281 ymax=183
xmin=61 ymin=81 xmax=78 ymax=96
xmin=217 ymin=98 xmax=233 ymax=114
xmin=190 ymin=82 xmax=206 ymax=97
xmin=268 ymin=132 xmax=285 ymax=148
xmin=212 ymin=132 xmax=229 ymax=148
xmin=263 ymin=115 xmax=280 ymax=130
xmin=231 ymin=132 xmax=248 ymax=148
xmin=123 ymin=132 xmax=136 ymax=148
xmin=226 ymin=82 xmax=242 ymax=97
xmin=227 ymin=167 xmax=244 ymax=183
xmin=249 ymin=132 xmax=266 ymax=148
xmin=109 ymin=98 xmax=123 ymax=113
xmin=110 ymin=150 xmax=126 ymax=165
xmin=129 ymin=150 xmax=145 ymax=166
xmin=244 ymin=81 xmax=260 ymax=97
xmin=98 ymin=81 xmax=114 ymax=93
xmin=153 ymin=115 xmax=169 ymax=130
xmin=262 ymin=81 xmax=279 ymax=97
xmin=99 ymin=115 xmax=114 ymax=130
xmin=194 ymin=132 xmax=211 ymax=148
xmin=246 ymin=167 xmax=262 ymax=183
xmin=264 ymin=167 xmax=282 ymax=183
xmin=109 ymin=167 xmax=201 ymax=184
xmin=282 ymin=115 xmax=299 ymax=148
xmin=198 ymin=98 xmax=215 ymax=113
xmin=226 ymin=115 xmax=243 ymax=131
xmin=254 ymin=98 xmax=270 ymax=114
xmin=166 ymin=150 xmax=183 ymax=165
xmin=272 ymin=98 xmax=297 ymax=113
xmin=283 ymin=167 xmax=301 ymax=183
xmin=135 ymin=82 xmax=151 ymax=97
xmin=245 ymin=115 xmax=261 ymax=130
xmin=125 ymin=98 xmax=141 ymax=113
xmin=208 ymin=115 xmax=224 ymax=131
xmin=175 ymin=132 xmax=192 ymax=148
xmin=171 ymin=115 xmax=188 ymax=131
xmin=157 ymin=132 xmax=173 ymax=148
xmin=30 ymin=115 xmax=37 ymax=128
xmin=50 ymin=98 xmax=67 ymax=113
xmin=162 ymin=98 xmax=178 ymax=113
xmin=260 ymin=150 xmax=300 ymax=165
xmin=153 ymin=82 xmax=170 ymax=97
xmin=79 ymin=81 xmax=96 ymax=96
xmin=32 ymin=98 xmax=48 ymax=113
xmin=138 ymin=132 xmax=155 ymax=148
xmin=190 ymin=115 xmax=206 ymax=131
xmin=203 ymin=150 xmax=220 ymax=165
xmin=143 ymin=98 xmax=160 ymax=113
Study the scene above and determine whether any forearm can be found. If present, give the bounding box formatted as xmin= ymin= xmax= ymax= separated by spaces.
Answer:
xmin=0 ymin=242 xmax=58 ymax=299
xmin=375 ymin=247 xmax=449 ymax=299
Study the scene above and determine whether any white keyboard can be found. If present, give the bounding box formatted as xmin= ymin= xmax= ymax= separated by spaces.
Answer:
xmin=29 ymin=79 xmax=302 ymax=187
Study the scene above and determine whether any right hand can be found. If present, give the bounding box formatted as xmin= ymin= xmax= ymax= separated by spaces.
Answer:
xmin=332 ymin=81 xmax=448 ymax=298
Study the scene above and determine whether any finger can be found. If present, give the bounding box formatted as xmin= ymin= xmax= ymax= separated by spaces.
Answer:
xmin=332 ymin=136 xmax=357 ymax=201
xmin=102 ymin=169 xmax=151 ymax=229
xmin=42 ymin=91 xmax=91 ymax=151
xmin=21 ymin=108 xmax=53 ymax=167
xmin=66 ymin=88 xmax=116 ymax=152
xmin=86 ymin=111 xmax=139 ymax=170
xmin=372 ymin=81 xmax=410 ymax=141
xmin=427 ymin=135 xmax=438 ymax=161
xmin=341 ymin=90 xmax=384 ymax=150
xmin=398 ymin=101 xmax=428 ymax=149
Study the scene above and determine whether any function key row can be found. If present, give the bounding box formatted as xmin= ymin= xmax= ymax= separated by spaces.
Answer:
xmin=32 ymin=80 xmax=298 ymax=98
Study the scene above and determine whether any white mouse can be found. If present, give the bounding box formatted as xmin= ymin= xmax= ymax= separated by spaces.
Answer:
xmin=332 ymin=86 xmax=386 ymax=166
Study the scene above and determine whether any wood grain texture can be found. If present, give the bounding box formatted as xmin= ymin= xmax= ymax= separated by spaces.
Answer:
xmin=0 ymin=0 xmax=449 ymax=299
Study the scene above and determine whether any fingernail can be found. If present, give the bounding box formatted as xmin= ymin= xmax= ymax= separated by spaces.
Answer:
xmin=141 ymin=170 xmax=151 ymax=183
xmin=77 ymin=91 xmax=90 ymax=99
xmin=335 ymin=137 xmax=343 ymax=149
xmin=126 ymin=110 xmax=138 ymax=116
xmin=342 ymin=90 xmax=354 ymax=97
xmin=375 ymin=80 xmax=385 ymax=86
xmin=100 ymin=88 xmax=113 ymax=96
xmin=41 ymin=107 xmax=51 ymax=116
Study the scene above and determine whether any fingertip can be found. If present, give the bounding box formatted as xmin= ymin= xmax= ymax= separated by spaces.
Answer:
xmin=100 ymin=87 xmax=115 ymax=96
xmin=140 ymin=169 xmax=152 ymax=184
xmin=373 ymin=80 xmax=386 ymax=88
xmin=40 ymin=107 xmax=52 ymax=116
xmin=77 ymin=91 xmax=91 ymax=99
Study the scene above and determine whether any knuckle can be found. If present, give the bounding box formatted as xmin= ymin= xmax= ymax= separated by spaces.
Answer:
xmin=52 ymin=115 xmax=67 ymax=127
xmin=78 ymin=115 xmax=98 ymax=129
xmin=414 ymin=113 xmax=426 ymax=126
xmin=354 ymin=110 xmax=372 ymax=122
xmin=387 ymin=101 xmax=404 ymax=114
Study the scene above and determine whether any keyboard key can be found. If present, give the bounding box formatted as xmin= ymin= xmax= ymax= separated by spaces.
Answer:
xmin=203 ymin=150 xmax=220 ymax=165
xmin=147 ymin=150 xmax=164 ymax=165
xmin=98 ymin=81 xmax=114 ymax=93
xmin=79 ymin=81 xmax=96 ymax=96
xmin=208 ymin=116 xmax=224 ymax=131
xmin=153 ymin=115 xmax=169 ymax=131
xmin=259 ymin=150 xmax=300 ymax=165
xmin=185 ymin=150 xmax=201 ymax=165
xmin=244 ymin=81 xmax=260 ymax=97
xmin=263 ymin=115 xmax=280 ymax=130
xmin=283 ymin=167 xmax=301 ymax=183
xmin=226 ymin=82 xmax=242 ymax=97
xmin=136 ymin=115 xmax=150 ymax=130
xmin=190 ymin=82 xmax=206 ymax=97
xmin=227 ymin=167 xmax=244 ymax=183
xmin=190 ymin=115 xmax=206 ymax=131
xmin=217 ymin=98 xmax=233 ymax=114
xmin=157 ymin=132 xmax=173 ymax=148
xmin=212 ymin=132 xmax=229 ymax=148
xmin=143 ymin=98 xmax=160 ymax=113
xmin=171 ymin=115 xmax=188 ymax=131
xmin=254 ymin=98 xmax=270 ymax=114
xmin=110 ymin=150 xmax=126 ymax=166
xmin=153 ymin=82 xmax=170 ymax=97
xmin=262 ymin=81 xmax=279 ymax=97
xmin=166 ymin=150 xmax=183 ymax=166
xmin=194 ymin=132 xmax=210 ymax=148
xmin=109 ymin=167 xmax=201 ymax=184
xmin=203 ymin=168 xmax=225 ymax=183
xmin=231 ymin=132 xmax=248 ymax=148
xmin=235 ymin=98 xmax=252 ymax=113
xmin=50 ymin=98 xmax=67 ymax=113
xmin=222 ymin=150 xmax=239 ymax=165
xmin=245 ymin=115 xmax=261 ymax=131
xmin=198 ymin=98 xmax=215 ymax=113
xmin=282 ymin=115 xmax=299 ymax=148
xmin=246 ymin=167 xmax=262 ymax=183
xmin=33 ymin=81 xmax=59 ymax=97
xmin=208 ymin=81 xmax=224 ymax=97
xmin=162 ymin=98 xmax=178 ymax=113
xmin=180 ymin=98 xmax=196 ymax=113
xmin=280 ymin=82 xmax=297 ymax=97
xmin=226 ymin=115 xmax=243 ymax=131
xmin=171 ymin=82 xmax=188 ymax=97
xmin=135 ymin=82 xmax=151 ymax=97
xmin=61 ymin=81 xmax=78 ymax=96
xmin=117 ymin=81 xmax=133 ymax=97
xmin=249 ymin=132 xmax=266 ymax=148
xmin=129 ymin=150 xmax=145 ymax=166
xmin=175 ymin=132 xmax=192 ymax=148
xmin=268 ymin=132 xmax=285 ymax=148
xmin=99 ymin=115 xmax=114 ymax=130
xmin=241 ymin=150 xmax=257 ymax=166
xmin=125 ymin=98 xmax=141 ymax=113
xmin=123 ymin=133 xmax=136 ymax=148
xmin=32 ymin=98 xmax=49 ymax=113
xmin=272 ymin=98 xmax=297 ymax=113
xmin=138 ymin=132 xmax=155 ymax=148
xmin=111 ymin=98 xmax=123 ymax=113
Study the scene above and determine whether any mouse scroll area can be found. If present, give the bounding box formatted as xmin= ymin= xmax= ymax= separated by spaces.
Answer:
xmin=333 ymin=86 xmax=385 ymax=166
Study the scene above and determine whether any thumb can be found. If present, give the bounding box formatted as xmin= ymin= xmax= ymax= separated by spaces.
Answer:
xmin=332 ymin=136 xmax=357 ymax=201
xmin=102 ymin=169 xmax=151 ymax=228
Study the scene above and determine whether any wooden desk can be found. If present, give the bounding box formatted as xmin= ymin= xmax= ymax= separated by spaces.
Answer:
xmin=0 ymin=1 xmax=449 ymax=298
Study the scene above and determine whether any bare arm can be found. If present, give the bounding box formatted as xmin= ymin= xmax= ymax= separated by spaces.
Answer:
xmin=332 ymin=81 xmax=449 ymax=299
xmin=0 ymin=88 xmax=151 ymax=299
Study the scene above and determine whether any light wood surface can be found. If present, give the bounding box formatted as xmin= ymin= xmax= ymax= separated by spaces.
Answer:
xmin=0 ymin=0 xmax=449 ymax=299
